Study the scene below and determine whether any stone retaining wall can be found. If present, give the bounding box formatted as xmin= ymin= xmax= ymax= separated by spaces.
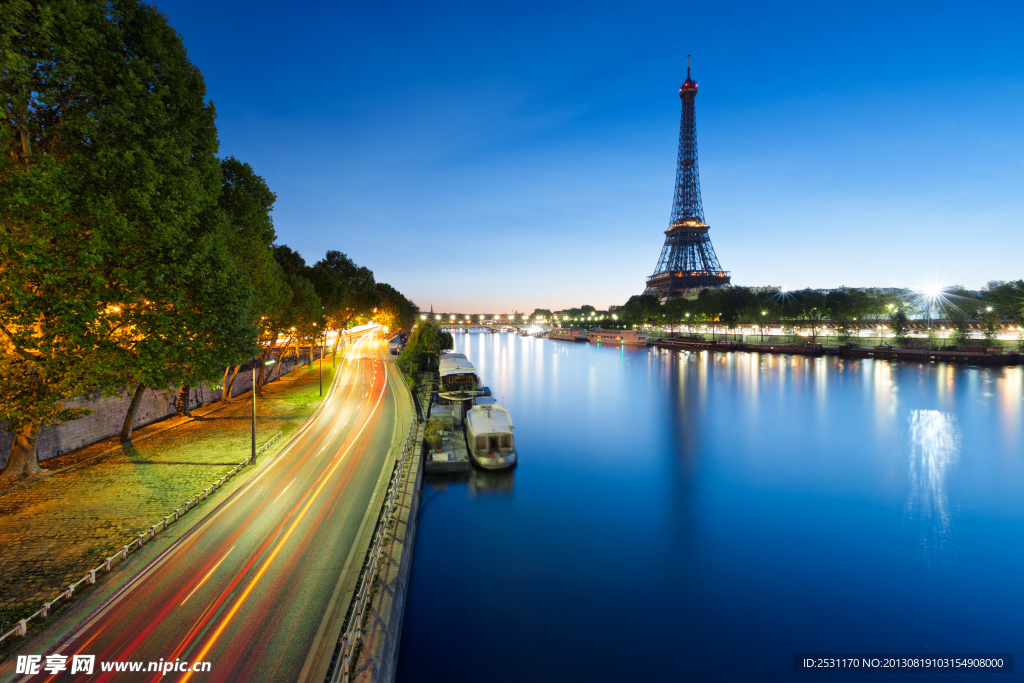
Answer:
xmin=0 ymin=353 xmax=320 ymax=470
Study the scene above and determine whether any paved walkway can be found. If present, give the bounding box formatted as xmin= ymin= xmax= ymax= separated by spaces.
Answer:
xmin=0 ymin=356 xmax=337 ymax=625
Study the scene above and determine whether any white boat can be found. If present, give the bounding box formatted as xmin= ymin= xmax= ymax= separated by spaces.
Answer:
xmin=465 ymin=404 xmax=517 ymax=469
xmin=547 ymin=328 xmax=590 ymax=342
xmin=438 ymin=354 xmax=480 ymax=401
xmin=588 ymin=328 xmax=650 ymax=346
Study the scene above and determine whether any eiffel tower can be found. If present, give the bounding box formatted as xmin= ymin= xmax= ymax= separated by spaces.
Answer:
xmin=644 ymin=58 xmax=730 ymax=300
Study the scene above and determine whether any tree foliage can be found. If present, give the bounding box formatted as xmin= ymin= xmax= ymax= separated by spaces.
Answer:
xmin=397 ymin=322 xmax=451 ymax=374
xmin=0 ymin=1 xmax=421 ymax=478
xmin=374 ymin=282 xmax=418 ymax=333
xmin=218 ymin=156 xmax=287 ymax=318
xmin=1 ymin=0 xmax=248 ymax=476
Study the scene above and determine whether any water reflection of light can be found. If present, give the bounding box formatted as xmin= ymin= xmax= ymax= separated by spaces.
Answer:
xmin=697 ymin=351 xmax=708 ymax=401
xmin=907 ymin=409 xmax=960 ymax=534
xmin=871 ymin=360 xmax=896 ymax=418
xmin=996 ymin=367 xmax=1023 ymax=448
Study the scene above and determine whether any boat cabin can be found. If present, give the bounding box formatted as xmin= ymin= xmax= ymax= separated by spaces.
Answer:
xmin=439 ymin=356 xmax=479 ymax=394
xmin=465 ymin=404 xmax=517 ymax=469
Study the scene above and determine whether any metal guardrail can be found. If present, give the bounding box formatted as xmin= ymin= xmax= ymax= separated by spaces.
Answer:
xmin=328 ymin=418 xmax=416 ymax=683
xmin=0 ymin=430 xmax=284 ymax=645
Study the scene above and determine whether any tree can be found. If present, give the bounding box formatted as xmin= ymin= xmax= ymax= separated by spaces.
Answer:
xmin=662 ymin=297 xmax=694 ymax=326
xmin=2 ymin=0 xmax=237 ymax=477
xmin=258 ymin=245 xmax=322 ymax=386
xmin=950 ymin=321 xmax=972 ymax=347
xmin=311 ymin=250 xmax=379 ymax=355
xmin=621 ymin=295 xmax=660 ymax=326
xmin=211 ymin=157 xmax=286 ymax=405
xmin=374 ymin=282 xmax=418 ymax=333
xmin=397 ymin=322 xmax=451 ymax=375
xmin=786 ymin=291 xmax=827 ymax=342
xmin=118 ymin=223 xmax=257 ymax=436
xmin=981 ymin=280 xmax=1024 ymax=318
xmin=218 ymin=157 xmax=286 ymax=315
xmin=980 ymin=308 xmax=1000 ymax=344
xmin=889 ymin=309 xmax=910 ymax=347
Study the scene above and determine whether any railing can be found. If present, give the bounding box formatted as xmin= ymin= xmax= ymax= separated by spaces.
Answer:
xmin=0 ymin=430 xmax=284 ymax=646
xmin=256 ymin=430 xmax=283 ymax=458
xmin=327 ymin=419 xmax=417 ymax=683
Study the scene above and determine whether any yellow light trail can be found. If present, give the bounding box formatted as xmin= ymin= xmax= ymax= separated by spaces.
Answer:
xmin=180 ymin=546 xmax=235 ymax=607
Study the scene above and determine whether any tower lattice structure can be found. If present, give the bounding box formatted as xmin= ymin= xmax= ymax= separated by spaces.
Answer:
xmin=644 ymin=59 xmax=730 ymax=300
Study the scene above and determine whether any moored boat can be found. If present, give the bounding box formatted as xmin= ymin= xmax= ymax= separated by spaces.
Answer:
xmin=588 ymin=328 xmax=650 ymax=346
xmin=438 ymin=353 xmax=482 ymax=402
xmin=547 ymin=328 xmax=590 ymax=342
xmin=465 ymin=404 xmax=517 ymax=469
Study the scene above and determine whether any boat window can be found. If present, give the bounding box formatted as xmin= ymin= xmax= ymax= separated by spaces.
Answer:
xmin=501 ymin=435 xmax=512 ymax=449
xmin=476 ymin=436 xmax=486 ymax=450
xmin=489 ymin=436 xmax=499 ymax=451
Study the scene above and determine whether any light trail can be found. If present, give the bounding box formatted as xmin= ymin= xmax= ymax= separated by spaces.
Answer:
xmin=180 ymin=547 xmax=235 ymax=607
xmin=27 ymin=330 xmax=393 ymax=683
xmin=271 ymin=478 xmax=296 ymax=505
xmin=179 ymin=339 xmax=388 ymax=681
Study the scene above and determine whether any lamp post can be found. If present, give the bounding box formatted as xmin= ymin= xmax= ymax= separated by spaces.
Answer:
xmin=251 ymin=357 xmax=256 ymax=464
xmin=252 ymin=358 xmax=276 ymax=464
xmin=320 ymin=333 xmax=324 ymax=397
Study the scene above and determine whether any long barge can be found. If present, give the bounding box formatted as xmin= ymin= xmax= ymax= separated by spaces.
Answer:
xmin=649 ymin=337 xmax=737 ymax=351
xmin=838 ymin=346 xmax=1020 ymax=365
xmin=739 ymin=343 xmax=826 ymax=356
xmin=547 ymin=328 xmax=590 ymax=342
xmin=648 ymin=337 xmax=1020 ymax=365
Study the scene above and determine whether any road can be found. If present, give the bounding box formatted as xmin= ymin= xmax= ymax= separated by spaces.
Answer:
xmin=7 ymin=331 xmax=407 ymax=681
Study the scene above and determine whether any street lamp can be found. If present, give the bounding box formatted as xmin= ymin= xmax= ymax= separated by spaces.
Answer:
xmin=252 ymin=358 xmax=276 ymax=464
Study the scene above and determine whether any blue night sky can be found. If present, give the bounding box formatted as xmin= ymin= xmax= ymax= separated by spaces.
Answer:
xmin=157 ymin=0 xmax=1024 ymax=312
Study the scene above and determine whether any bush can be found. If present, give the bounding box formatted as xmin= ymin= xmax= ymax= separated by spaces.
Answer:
xmin=397 ymin=322 xmax=453 ymax=373
xmin=951 ymin=322 xmax=971 ymax=347
xmin=424 ymin=417 xmax=445 ymax=451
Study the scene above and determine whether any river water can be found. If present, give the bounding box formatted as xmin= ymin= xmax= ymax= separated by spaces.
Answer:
xmin=395 ymin=333 xmax=1024 ymax=682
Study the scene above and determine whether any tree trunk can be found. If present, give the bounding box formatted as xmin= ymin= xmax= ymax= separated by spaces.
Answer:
xmin=120 ymin=383 xmax=147 ymax=441
xmin=222 ymin=365 xmax=241 ymax=402
xmin=220 ymin=366 xmax=230 ymax=402
xmin=175 ymin=385 xmax=192 ymax=416
xmin=0 ymin=422 xmax=42 ymax=481
xmin=271 ymin=342 xmax=293 ymax=383
xmin=228 ymin=364 xmax=241 ymax=396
